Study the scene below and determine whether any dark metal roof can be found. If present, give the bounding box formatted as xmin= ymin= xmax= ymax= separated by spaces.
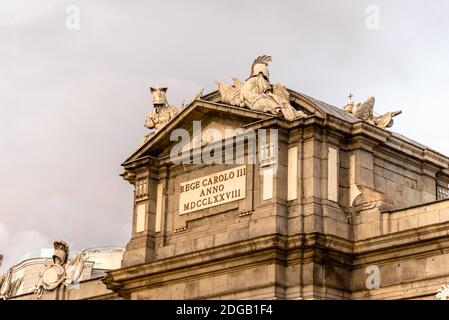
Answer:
xmin=299 ymin=92 xmax=360 ymax=123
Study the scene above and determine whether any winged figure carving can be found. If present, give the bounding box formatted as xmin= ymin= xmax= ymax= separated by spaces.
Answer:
xmin=215 ymin=80 xmax=243 ymax=106
xmin=343 ymin=96 xmax=402 ymax=129
xmin=214 ymin=55 xmax=306 ymax=120
xmin=353 ymin=97 xmax=374 ymax=121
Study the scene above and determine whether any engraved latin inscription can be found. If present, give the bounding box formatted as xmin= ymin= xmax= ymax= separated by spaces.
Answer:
xmin=179 ymin=166 xmax=246 ymax=214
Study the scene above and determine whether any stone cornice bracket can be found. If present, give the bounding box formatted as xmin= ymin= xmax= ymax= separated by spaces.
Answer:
xmin=123 ymin=155 xmax=159 ymax=171
xmin=102 ymin=273 xmax=123 ymax=295
xmin=349 ymin=186 xmax=369 ymax=218
xmin=120 ymin=171 xmax=136 ymax=184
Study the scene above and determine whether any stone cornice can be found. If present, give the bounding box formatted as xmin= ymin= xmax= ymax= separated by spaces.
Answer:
xmin=123 ymin=100 xmax=272 ymax=166
xmin=353 ymin=222 xmax=449 ymax=265
xmin=122 ymin=99 xmax=449 ymax=174
xmin=105 ymin=221 xmax=449 ymax=296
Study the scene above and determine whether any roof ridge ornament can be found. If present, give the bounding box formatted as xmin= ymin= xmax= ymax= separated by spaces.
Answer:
xmin=215 ymin=55 xmax=306 ymax=120
xmin=342 ymin=95 xmax=402 ymax=129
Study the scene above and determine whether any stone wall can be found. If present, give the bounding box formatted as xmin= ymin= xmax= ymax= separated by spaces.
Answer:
xmin=116 ymin=105 xmax=449 ymax=300
xmin=351 ymin=200 xmax=449 ymax=299
xmin=372 ymin=149 xmax=438 ymax=207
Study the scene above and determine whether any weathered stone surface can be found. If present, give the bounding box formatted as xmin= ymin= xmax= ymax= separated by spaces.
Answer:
xmin=9 ymin=60 xmax=449 ymax=301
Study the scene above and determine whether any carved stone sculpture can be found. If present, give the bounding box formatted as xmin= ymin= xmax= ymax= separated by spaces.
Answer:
xmin=215 ymin=78 xmax=243 ymax=107
xmin=140 ymin=86 xmax=178 ymax=146
xmin=33 ymin=240 xmax=88 ymax=298
xmin=343 ymin=96 xmax=402 ymax=129
xmin=0 ymin=268 xmax=12 ymax=299
xmin=215 ymin=55 xmax=306 ymax=120
xmin=0 ymin=267 xmax=22 ymax=300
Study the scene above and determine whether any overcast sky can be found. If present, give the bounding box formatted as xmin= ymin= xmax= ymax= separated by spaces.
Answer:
xmin=1 ymin=0 xmax=449 ymax=272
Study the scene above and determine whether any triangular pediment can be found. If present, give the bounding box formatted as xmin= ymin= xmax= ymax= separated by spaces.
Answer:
xmin=123 ymin=99 xmax=278 ymax=165
xmin=123 ymin=87 xmax=361 ymax=166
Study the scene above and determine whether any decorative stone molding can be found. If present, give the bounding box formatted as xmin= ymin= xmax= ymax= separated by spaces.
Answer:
xmin=174 ymin=227 xmax=187 ymax=234
xmin=438 ymin=187 xmax=449 ymax=200
xmin=135 ymin=179 xmax=148 ymax=200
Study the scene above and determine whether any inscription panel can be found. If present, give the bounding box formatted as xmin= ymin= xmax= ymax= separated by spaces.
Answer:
xmin=179 ymin=166 xmax=246 ymax=215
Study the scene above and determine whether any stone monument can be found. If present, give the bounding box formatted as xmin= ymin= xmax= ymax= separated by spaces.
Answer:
xmin=103 ymin=54 xmax=449 ymax=300
xmin=3 ymin=55 xmax=449 ymax=300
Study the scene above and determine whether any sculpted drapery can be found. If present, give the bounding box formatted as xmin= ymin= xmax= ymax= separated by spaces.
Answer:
xmin=343 ymin=96 xmax=402 ymax=129
xmin=216 ymin=55 xmax=306 ymax=120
